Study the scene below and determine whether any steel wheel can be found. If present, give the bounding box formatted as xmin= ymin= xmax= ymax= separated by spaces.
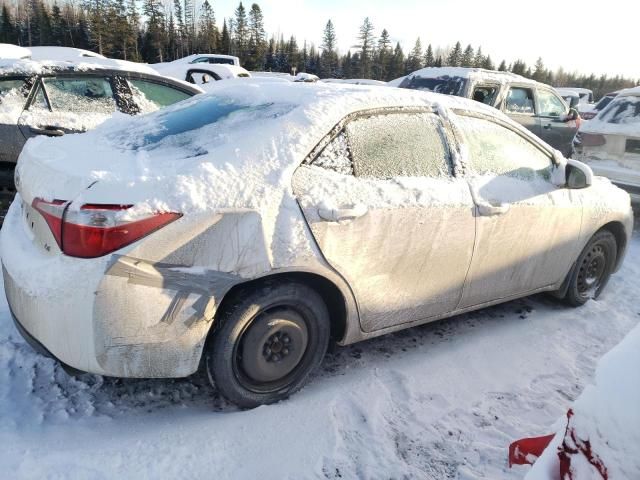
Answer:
xmin=576 ymin=244 xmax=607 ymax=298
xmin=234 ymin=306 xmax=310 ymax=393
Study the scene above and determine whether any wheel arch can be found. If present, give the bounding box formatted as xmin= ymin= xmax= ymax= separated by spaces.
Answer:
xmin=599 ymin=221 xmax=628 ymax=271
xmin=211 ymin=271 xmax=352 ymax=344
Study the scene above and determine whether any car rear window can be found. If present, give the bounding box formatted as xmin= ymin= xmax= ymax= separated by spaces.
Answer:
xmin=594 ymin=95 xmax=615 ymax=111
xmin=598 ymin=96 xmax=640 ymax=124
xmin=399 ymin=76 xmax=467 ymax=96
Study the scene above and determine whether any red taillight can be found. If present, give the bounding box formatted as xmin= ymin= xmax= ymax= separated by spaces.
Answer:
xmin=581 ymin=133 xmax=606 ymax=147
xmin=31 ymin=198 xmax=181 ymax=258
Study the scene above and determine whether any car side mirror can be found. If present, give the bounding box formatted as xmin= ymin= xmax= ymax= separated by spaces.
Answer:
xmin=566 ymin=159 xmax=593 ymax=189
xmin=561 ymin=108 xmax=580 ymax=122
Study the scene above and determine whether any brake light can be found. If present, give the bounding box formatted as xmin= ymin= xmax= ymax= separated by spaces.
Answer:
xmin=580 ymin=133 xmax=606 ymax=147
xmin=31 ymin=198 xmax=181 ymax=258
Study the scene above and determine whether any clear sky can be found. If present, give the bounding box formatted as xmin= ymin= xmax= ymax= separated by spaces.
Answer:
xmin=207 ymin=0 xmax=640 ymax=79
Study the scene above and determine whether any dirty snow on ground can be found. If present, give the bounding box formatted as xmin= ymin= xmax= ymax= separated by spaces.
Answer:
xmin=0 ymin=217 xmax=638 ymax=479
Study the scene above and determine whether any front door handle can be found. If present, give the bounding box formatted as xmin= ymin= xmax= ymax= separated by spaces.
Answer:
xmin=318 ymin=204 xmax=368 ymax=222
xmin=29 ymin=126 xmax=65 ymax=137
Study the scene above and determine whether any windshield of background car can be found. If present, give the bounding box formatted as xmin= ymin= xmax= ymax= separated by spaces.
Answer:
xmin=598 ymin=96 xmax=640 ymax=124
xmin=399 ymin=75 xmax=467 ymax=96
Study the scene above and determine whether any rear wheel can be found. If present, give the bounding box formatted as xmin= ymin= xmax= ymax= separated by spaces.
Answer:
xmin=564 ymin=230 xmax=617 ymax=307
xmin=205 ymin=281 xmax=330 ymax=408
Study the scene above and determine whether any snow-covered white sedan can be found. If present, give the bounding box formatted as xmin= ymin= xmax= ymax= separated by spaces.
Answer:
xmin=574 ymin=87 xmax=640 ymax=202
xmin=153 ymin=59 xmax=250 ymax=87
xmin=1 ymin=81 xmax=633 ymax=408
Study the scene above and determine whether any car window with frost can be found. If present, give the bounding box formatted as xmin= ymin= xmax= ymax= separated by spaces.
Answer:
xmin=537 ymin=90 xmax=567 ymax=117
xmin=128 ymin=79 xmax=192 ymax=114
xmin=312 ymin=131 xmax=353 ymax=175
xmin=42 ymin=76 xmax=116 ymax=114
xmin=505 ymin=87 xmax=535 ymax=115
xmin=456 ymin=115 xmax=552 ymax=180
xmin=346 ymin=112 xmax=450 ymax=179
xmin=0 ymin=79 xmax=28 ymax=123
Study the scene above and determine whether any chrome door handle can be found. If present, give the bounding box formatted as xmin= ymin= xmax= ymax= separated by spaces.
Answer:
xmin=318 ymin=205 xmax=368 ymax=222
xmin=29 ymin=126 xmax=65 ymax=137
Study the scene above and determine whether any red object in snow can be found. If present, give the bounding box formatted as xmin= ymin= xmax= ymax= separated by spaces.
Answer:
xmin=509 ymin=410 xmax=608 ymax=479
xmin=508 ymin=434 xmax=555 ymax=467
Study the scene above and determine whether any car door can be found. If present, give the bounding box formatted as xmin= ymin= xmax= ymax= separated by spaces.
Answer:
xmin=0 ymin=77 xmax=31 ymax=163
xmin=292 ymin=110 xmax=476 ymax=332
xmin=451 ymin=112 xmax=583 ymax=308
xmin=502 ymin=85 xmax=542 ymax=138
xmin=17 ymin=74 xmax=118 ymax=140
xmin=536 ymin=87 xmax=577 ymax=157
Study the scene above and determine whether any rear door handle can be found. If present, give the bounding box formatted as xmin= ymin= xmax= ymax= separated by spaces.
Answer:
xmin=29 ymin=126 xmax=65 ymax=137
xmin=318 ymin=205 xmax=368 ymax=222
xmin=478 ymin=201 xmax=511 ymax=216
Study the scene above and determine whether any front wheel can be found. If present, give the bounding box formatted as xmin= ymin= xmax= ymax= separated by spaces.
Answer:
xmin=205 ymin=281 xmax=330 ymax=408
xmin=564 ymin=230 xmax=617 ymax=307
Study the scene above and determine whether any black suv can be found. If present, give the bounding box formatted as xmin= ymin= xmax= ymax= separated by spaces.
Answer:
xmin=0 ymin=60 xmax=202 ymax=217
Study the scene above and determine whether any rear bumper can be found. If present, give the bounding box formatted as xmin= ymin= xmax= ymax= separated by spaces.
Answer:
xmin=0 ymin=199 xmax=236 ymax=378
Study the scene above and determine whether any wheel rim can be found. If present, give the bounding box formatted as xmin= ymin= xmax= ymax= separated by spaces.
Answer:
xmin=577 ymin=244 xmax=607 ymax=298
xmin=234 ymin=306 xmax=310 ymax=393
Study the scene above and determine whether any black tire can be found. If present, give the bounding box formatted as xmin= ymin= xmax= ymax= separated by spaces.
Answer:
xmin=205 ymin=281 xmax=330 ymax=408
xmin=564 ymin=230 xmax=617 ymax=307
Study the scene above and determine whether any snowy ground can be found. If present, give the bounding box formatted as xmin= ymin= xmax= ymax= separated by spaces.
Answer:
xmin=1 ymin=215 xmax=638 ymax=479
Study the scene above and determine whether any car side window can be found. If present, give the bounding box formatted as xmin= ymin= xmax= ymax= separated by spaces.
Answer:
xmin=0 ymin=79 xmax=28 ymax=122
xmin=345 ymin=112 xmax=450 ymax=179
xmin=128 ymin=79 xmax=192 ymax=113
xmin=40 ymin=76 xmax=116 ymax=114
xmin=311 ymin=131 xmax=354 ymax=175
xmin=472 ymin=85 xmax=499 ymax=106
xmin=537 ymin=90 xmax=568 ymax=117
xmin=505 ymin=87 xmax=535 ymax=115
xmin=456 ymin=114 xmax=552 ymax=181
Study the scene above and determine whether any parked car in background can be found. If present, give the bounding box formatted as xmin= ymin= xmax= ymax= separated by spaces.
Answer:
xmin=322 ymin=78 xmax=388 ymax=86
xmin=574 ymin=87 xmax=640 ymax=202
xmin=556 ymin=87 xmax=594 ymax=106
xmin=396 ymin=67 xmax=580 ymax=157
xmin=153 ymin=61 xmax=251 ymax=87
xmin=580 ymin=90 xmax=621 ymax=120
xmin=2 ymin=81 xmax=632 ymax=408
xmin=0 ymin=56 xmax=202 ymax=218
xmin=174 ymin=53 xmax=241 ymax=66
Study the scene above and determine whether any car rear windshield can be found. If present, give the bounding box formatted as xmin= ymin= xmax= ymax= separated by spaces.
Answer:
xmin=594 ymin=95 xmax=615 ymax=111
xmin=399 ymin=76 xmax=467 ymax=96
xmin=598 ymin=96 xmax=640 ymax=124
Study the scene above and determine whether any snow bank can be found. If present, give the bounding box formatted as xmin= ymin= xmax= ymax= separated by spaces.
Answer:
xmin=0 ymin=43 xmax=30 ymax=59
xmin=526 ymin=322 xmax=640 ymax=479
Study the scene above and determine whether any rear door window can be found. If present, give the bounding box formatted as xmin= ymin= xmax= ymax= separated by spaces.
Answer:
xmin=345 ymin=112 xmax=450 ymax=179
xmin=43 ymin=76 xmax=116 ymax=114
xmin=505 ymin=87 xmax=536 ymax=115
xmin=0 ymin=78 xmax=28 ymax=123
xmin=128 ymin=79 xmax=192 ymax=113
xmin=472 ymin=85 xmax=499 ymax=106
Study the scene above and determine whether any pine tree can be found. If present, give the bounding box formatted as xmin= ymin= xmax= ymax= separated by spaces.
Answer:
xmin=388 ymin=42 xmax=405 ymax=80
xmin=220 ymin=19 xmax=231 ymax=54
xmin=447 ymin=41 xmax=462 ymax=67
xmin=533 ymin=57 xmax=545 ymax=81
xmin=198 ymin=0 xmax=216 ymax=53
xmin=405 ymin=37 xmax=423 ymax=73
xmin=246 ymin=3 xmax=266 ymax=70
xmin=357 ymin=17 xmax=375 ymax=78
xmin=482 ymin=55 xmax=494 ymax=70
xmin=473 ymin=46 xmax=484 ymax=68
xmin=319 ymin=19 xmax=338 ymax=78
xmin=142 ymin=0 xmax=165 ymax=62
xmin=375 ymin=28 xmax=392 ymax=80
xmin=498 ymin=59 xmax=507 ymax=71
xmin=424 ymin=44 xmax=435 ymax=67
xmin=461 ymin=44 xmax=474 ymax=67
xmin=233 ymin=2 xmax=248 ymax=63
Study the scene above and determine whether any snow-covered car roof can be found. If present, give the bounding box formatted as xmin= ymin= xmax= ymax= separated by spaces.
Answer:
xmin=393 ymin=67 xmax=536 ymax=86
xmin=28 ymin=46 xmax=106 ymax=62
xmin=615 ymin=86 xmax=640 ymax=97
xmin=18 ymin=79 xmax=508 ymax=214
xmin=174 ymin=53 xmax=240 ymax=65
xmin=556 ymin=87 xmax=593 ymax=95
xmin=322 ymin=78 xmax=388 ymax=87
xmin=0 ymin=56 xmax=159 ymax=77
xmin=0 ymin=43 xmax=31 ymax=60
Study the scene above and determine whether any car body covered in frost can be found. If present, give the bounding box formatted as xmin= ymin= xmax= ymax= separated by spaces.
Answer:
xmin=1 ymin=80 xmax=633 ymax=407
xmin=395 ymin=67 xmax=580 ymax=158
xmin=574 ymin=87 xmax=640 ymax=202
